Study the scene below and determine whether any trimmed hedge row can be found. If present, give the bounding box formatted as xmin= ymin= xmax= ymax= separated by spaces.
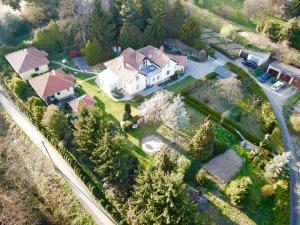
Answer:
xmin=210 ymin=43 xmax=239 ymax=60
xmin=184 ymin=95 xmax=272 ymax=150
xmin=0 ymin=76 xmax=125 ymax=224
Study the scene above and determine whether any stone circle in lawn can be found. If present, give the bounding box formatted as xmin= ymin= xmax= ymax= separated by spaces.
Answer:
xmin=141 ymin=135 xmax=164 ymax=153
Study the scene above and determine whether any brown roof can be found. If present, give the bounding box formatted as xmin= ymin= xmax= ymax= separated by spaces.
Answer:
xmin=5 ymin=47 xmax=49 ymax=73
xmin=68 ymin=94 xmax=96 ymax=113
xmin=29 ymin=69 xmax=76 ymax=98
xmin=104 ymin=45 xmax=184 ymax=83
xmin=167 ymin=54 xmax=188 ymax=66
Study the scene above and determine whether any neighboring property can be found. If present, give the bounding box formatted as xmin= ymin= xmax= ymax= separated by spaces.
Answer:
xmin=239 ymin=49 xmax=270 ymax=66
xmin=29 ymin=69 xmax=76 ymax=104
xmin=267 ymin=61 xmax=300 ymax=88
xmin=96 ymin=45 xmax=187 ymax=96
xmin=5 ymin=47 xmax=49 ymax=80
xmin=68 ymin=94 xmax=96 ymax=115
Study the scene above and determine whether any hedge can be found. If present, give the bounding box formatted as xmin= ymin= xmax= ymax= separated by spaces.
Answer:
xmin=184 ymin=95 xmax=272 ymax=150
xmin=210 ymin=43 xmax=239 ymax=60
xmin=0 ymin=75 xmax=125 ymax=224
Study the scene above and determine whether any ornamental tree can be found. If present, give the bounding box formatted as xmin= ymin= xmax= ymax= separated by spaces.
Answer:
xmin=264 ymin=152 xmax=291 ymax=181
xmin=189 ymin=120 xmax=214 ymax=161
xmin=226 ymin=176 xmax=252 ymax=205
xmin=82 ymin=38 xmax=103 ymax=66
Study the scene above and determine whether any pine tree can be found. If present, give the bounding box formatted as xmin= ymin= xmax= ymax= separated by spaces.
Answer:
xmin=74 ymin=106 xmax=109 ymax=156
xmin=155 ymin=150 xmax=173 ymax=173
xmin=89 ymin=0 xmax=116 ymax=56
xmin=189 ymin=120 xmax=214 ymax=161
xmin=290 ymin=0 xmax=300 ymax=17
xmin=91 ymin=132 xmax=131 ymax=197
xmin=143 ymin=0 xmax=167 ymax=47
xmin=82 ymin=38 xmax=103 ymax=66
xmin=119 ymin=22 xmax=143 ymax=49
xmin=127 ymin=169 xmax=206 ymax=225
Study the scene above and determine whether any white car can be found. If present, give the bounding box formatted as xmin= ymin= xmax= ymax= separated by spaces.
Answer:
xmin=271 ymin=81 xmax=284 ymax=92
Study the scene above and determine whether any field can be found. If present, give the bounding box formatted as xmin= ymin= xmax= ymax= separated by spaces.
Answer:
xmin=0 ymin=108 xmax=95 ymax=225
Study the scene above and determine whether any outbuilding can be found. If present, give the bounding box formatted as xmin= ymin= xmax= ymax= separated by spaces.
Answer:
xmin=239 ymin=49 xmax=270 ymax=66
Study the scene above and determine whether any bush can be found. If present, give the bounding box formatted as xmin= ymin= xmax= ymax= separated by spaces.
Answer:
xmin=261 ymin=184 xmax=275 ymax=197
xmin=252 ymin=156 xmax=260 ymax=165
xmin=122 ymin=120 xmax=133 ymax=132
xmin=274 ymin=181 xmax=289 ymax=225
xmin=226 ymin=176 xmax=252 ymax=205
xmin=290 ymin=113 xmax=300 ymax=133
xmin=213 ymin=139 xmax=227 ymax=155
xmin=69 ymin=50 xmax=81 ymax=58
xmin=210 ymin=44 xmax=237 ymax=60
xmin=207 ymin=47 xmax=215 ymax=57
xmin=9 ymin=77 xmax=33 ymax=101
xmin=111 ymin=89 xmax=124 ymax=99
xmin=203 ymin=72 xmax=217 ymax=81
xmin=132 ymin=94 xmax=144 ymax=103
xmin=196 ymin=169 xmax=207 ymax=185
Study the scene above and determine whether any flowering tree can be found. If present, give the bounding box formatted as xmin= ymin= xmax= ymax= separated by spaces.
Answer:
xmin=264 ymin=152 xmax=292 ymax=181
xmin=138 ymin=90 xmax=173 ymax=122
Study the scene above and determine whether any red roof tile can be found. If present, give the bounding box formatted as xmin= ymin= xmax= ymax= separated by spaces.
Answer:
xmin=68 ymin=94 xmax=96 ymax=113
xmin=29 ymin=69 xmax=76 ymax=98
xmin=5 ymin=47 xmax=49 ymax=73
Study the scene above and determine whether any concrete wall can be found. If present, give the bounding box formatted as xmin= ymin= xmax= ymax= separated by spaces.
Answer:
xmin=19 ymin=64 xmax=49 ymax=80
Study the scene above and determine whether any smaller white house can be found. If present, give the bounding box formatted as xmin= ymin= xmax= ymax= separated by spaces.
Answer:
xmin=5 ymin=47 xmax=49 ymax=80
xmin=29 ymin=69 xmax=76 ymax=104
xmin=239 ymin=49 xmax=270 ymax=66
xmin=96 ymin=45 xmax=187 ymax=96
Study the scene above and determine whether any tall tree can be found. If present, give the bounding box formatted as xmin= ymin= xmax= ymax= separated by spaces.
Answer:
xmin=27 ymin=96 xmax=46 ymax=123
xmin=9 ymin=77 xmax=33 ymax=101
xmin=127 ymin=168 xmax=206 ymax=225
xmin=91 ymin=132 xmax=131 ymax=197
xmin=290 ymin=0 xmax=300 ymax=16
xmin=74 ymin=106 xmax=109 ymax=156
xmin=88 ymin=0 xmax=116 ymax=59
xmin=180 ymin=17 xmax=201 ymax=46
xmin=42 ymin=105 xmax=70 ymax=141
xmin=165 ymin=0 xmax=187 ymax=38
xmin=189 ymin=120 xmax=214 ymax=161
xmin=143 ymin=0 xmax=167 ymax=47
xmin=119 ymin=22 xmax=143 ymax=49
xmin=264 ymin=152 xmax=291 ymax=181
xmin=82 ymin=38 xmax=103 ymax=66
xmin=278 ymin=18 xmax=300 ymax=49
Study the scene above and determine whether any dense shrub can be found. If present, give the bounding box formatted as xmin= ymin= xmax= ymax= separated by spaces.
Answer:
xmin=111 ymin=89 xmax=124 ymax=99
xmin=122 ymin=120 xmax=134 ymax=132
xmin=9 ymin=76 xmax=33 ymax=101
xmin=207 ymin=47 xmax=215 ymax=57
xmin=290 ymin=113 xmax=300 ymax=133
xmin=131 ymin=94 xmax=144 ymax=103
xmin=274 ymin=181 xmax=289 ymax=225
xmin=226 ymin=176 xmax=252 ymax=206
xmin=196 ymin=169 xmax=207 ymax=185
xmin=210 ymin=44 xmax=238 ymax=59
xmin=261 ymin=184 xmax=275 ymax=197
xmin=213 ymin=139 xmax=227 ymax=155
xmin=82 ymin=38 xmax=103 ymax=66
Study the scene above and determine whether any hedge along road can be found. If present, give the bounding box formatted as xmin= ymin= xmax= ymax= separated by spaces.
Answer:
xmin=0 ymin=90 xmax=117 ymax=225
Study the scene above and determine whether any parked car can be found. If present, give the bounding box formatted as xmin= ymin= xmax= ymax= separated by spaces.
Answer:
xmin=241 ymin=60 xmax=257 ymax=69
xmin=258 ymin=73 xmax=272 ymax=83
xmin=271 ymin=81 xmax=284 ymax=92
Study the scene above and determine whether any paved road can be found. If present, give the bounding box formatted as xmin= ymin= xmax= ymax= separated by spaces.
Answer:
xmin=0 ymin=91 xmax=117 ymax=225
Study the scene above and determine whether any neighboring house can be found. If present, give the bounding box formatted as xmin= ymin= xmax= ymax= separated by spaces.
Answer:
xmin=267 ymin=61 xmax=300 ymax=88
xmin=239 ymin=49 xmax=270 ymax=66
xmin=5 ymin=47 xmax=49 ymax=80
xmin=29 ymin=69 xmax=76 ymax=104
xmin=68 ymin=94 xmax=96 ymax=115
xmin=96 ymin=45 xmax=187 ymax=96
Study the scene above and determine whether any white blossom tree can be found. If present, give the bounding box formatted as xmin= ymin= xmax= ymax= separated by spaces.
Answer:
xmin=138 ymin=90 xmax=173 ymax=123
xmin=264 ymin=152 xmax=291 ymax=181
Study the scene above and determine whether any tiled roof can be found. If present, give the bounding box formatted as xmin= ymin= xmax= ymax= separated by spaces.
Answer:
xmin=104 ymin=45 xmax=186 ymax=83
xmin=68 ymin=94 xmax=96 ymax=113
xmin=5 ymin=47 xmax=49 ymax=73
xmin=29 ymin=69 xmax=75 ymax=98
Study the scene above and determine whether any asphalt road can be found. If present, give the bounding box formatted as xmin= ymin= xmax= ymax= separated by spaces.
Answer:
xmin=0 ymin=91 xmax=117 ymax=225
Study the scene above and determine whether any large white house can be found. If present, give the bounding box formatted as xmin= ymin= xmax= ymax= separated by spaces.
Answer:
xmin=96 ymin=45 xmax=187 ymax=96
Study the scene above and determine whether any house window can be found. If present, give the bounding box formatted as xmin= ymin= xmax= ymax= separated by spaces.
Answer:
xmin=34 ymin=67 xmax=39 ymax=72
xmin=57 ymin=92 xmax=60 ymax=95
xmin=157 ymin=76 xmax=160 ymax=80
xmin=136 ymin=84 xmax=139 ymax=90
xmin=152 ymin=77 xmax=155 ymax=82
xmin=167 ymin=70 xmax=170 ymax=75
xmin=136 ymin=76 xmax=139 ymax=81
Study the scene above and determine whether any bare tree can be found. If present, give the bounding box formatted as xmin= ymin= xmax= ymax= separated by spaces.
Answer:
xmin=243 ymin=0 xmax=272 ymax=21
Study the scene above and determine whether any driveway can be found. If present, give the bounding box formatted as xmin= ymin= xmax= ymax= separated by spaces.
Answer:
xmin=185 ymin=60 xmax=216 ymax=79
xmin=0 ymin=91 xmax=117 ymax=225
xmin=73 ymin=57 xmax=91 ymax=71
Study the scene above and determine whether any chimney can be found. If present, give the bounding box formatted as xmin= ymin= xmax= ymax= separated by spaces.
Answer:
xmin=160 ymin=45 xmax=164 ymax=52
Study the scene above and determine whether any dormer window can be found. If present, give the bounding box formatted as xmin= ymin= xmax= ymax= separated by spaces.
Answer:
xmin=34 ymin=67 xmax=39 ymax=72
xmin=136 ymin=76 xmax=139 ymax=81
xmin=142 ymin=60 xmax=147 ymax=68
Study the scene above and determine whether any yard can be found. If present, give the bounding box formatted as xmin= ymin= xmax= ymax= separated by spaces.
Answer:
xmin=76 ymin=74 xmax=279 ymax=224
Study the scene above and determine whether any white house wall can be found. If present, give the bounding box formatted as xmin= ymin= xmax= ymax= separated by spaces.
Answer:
xmin=19 ymin=64 xmax=49 ymax=80
xmin=53 ymin=87 xmax=74 ymax=100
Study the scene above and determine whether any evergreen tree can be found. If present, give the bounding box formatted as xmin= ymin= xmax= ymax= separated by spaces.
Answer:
xmin=27 ymin=96 xmax=46 ymax=123
xmin=180 ymin=18 xmax=201 ymax=46
xmin=91 ymin=132 xmax=130 ymax=197
xmin=278 ymin=19 xmax=300 ymax=49
xmin=89 ymin=0 xmax=116 ymax=58
xmin=119 ymin=22 xmax=143 ymax=49
xmin=82 ymin=38 xmax=103 ymax=66
xmin=165 ymin=0 xmax=187 ymax=38
xmin=143 ymin=0 xmax=167 ymax=47
xmin=189 ymin=120 xmax=214 ymax=161
xmin=290 ymin=0 xmax=300 ymax=17
xmin=155 ymin=150 xmax=173 ymax=173
xmin=74 ymin=106 xmax=109 ymax=156
xmin=127 ymin=169 xmax=206 ymax=224
xmin=42 ymin=105 xmax=70 ymax=141
xmin=9 ymin=77 xmax=33 ymax=101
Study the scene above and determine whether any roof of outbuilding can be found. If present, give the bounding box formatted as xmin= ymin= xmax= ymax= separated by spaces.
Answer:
xmin=29 ymin=69 xmax=76 ymax=98
xmin=270 ymin=61 xmax=300 ymax=79
xmin=68 ymin=94 xmax=96 ymax=114
xmin=5 ymin=47 xmax=49 ymax=73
